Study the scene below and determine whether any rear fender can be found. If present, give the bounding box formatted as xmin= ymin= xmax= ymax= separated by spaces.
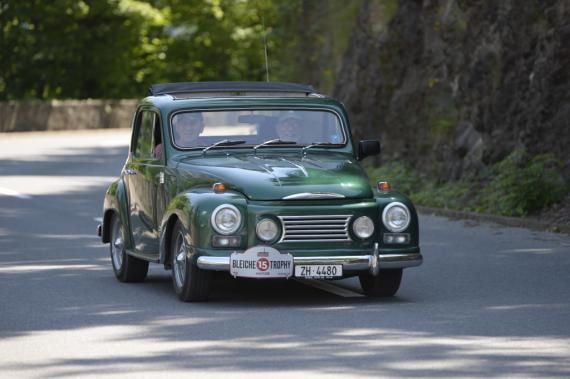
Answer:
xmin=102 ymin=179 xmax=134 ymax=250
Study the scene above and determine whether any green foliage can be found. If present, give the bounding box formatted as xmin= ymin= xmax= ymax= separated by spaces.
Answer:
xmin=0 ymin=0 xmax=361 ymax=100
xmin=477 ymin=148 xmax=567 ymax=216
xmin=380 ymin=0 xmax=399 ymax=24
xmin=426 ymin=91 xmax=458 ymax=144
xmin=367 ymin=161 xmax=423 ymax=194
xmin=368 ymin=149 xmax=568 ymax=216
xmin=266 ymin=0 xmax=363 ymax=94
xmin=153 ymin=0 xmax=271 ymax=85
xmin=367 ymin=161 xmax=471 ymax=210
xmin=411 ymin=181 xmax=471 ymax=210
xmin=429 ymin=112 xmax=457 ymax=143
xmin=0 ymin=0 xmax=167 ymax=99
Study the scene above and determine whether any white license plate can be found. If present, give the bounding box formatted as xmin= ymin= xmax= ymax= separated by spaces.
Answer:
xmin=294 ymin=265 xmax=342 ymax=278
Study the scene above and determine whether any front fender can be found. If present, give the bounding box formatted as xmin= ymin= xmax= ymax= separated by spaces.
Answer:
xmin=158 ymin=188 xmax=248 ymax=264
xmin=375 ymin=191 xmax=420 ymax=247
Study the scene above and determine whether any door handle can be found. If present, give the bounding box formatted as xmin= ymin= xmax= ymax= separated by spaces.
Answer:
xmin=125 ymin=169 xmax=137 ymax=175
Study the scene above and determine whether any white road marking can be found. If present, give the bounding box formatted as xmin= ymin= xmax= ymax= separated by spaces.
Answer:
xmin=295 ymin=278 xmax=364 ymax=298
xmin=94 ymin=217 xmax=103 ymax=223
xmin=0 ymin=263 xmax=104 ymax=273
xmin=0 ymin=176 xmax=116 ymax=196
xmin=0 ymin=186 xmax=32 ymax=200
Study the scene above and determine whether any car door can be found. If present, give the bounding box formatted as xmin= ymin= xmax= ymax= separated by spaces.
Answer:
xmin=125 ymin=108 xmax=163 ymax=259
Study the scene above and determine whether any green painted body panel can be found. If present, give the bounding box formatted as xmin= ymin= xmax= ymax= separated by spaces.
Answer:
xmin=102 ymin=94 xmax=420 ymax=267
xmin=103 ymin=178 xmax=134 ymax=250
xmin=174 ymin=151 xmax=372 ymax=200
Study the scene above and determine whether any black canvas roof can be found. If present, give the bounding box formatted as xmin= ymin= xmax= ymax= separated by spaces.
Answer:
xmin=149 ymin=81 xmax=316 ymax=96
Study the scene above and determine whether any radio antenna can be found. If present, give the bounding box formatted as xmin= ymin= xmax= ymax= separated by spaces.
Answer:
xmin=261 ymin=14 xmax=270 ymax=82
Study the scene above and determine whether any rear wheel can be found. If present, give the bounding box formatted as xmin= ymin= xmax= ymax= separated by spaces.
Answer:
xmin=109 ymin=214 xmax=148 ymax=282
xmin=359 ymin=269 xmax=402 ymax=297
xmin=171 ymin=221 xmax=211 ymax=302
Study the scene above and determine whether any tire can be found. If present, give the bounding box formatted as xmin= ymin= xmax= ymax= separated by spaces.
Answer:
xmin=109 ymin=214 xmax=149 ymax=282
xmin=359 ymin=269 xmax=403 ymax=297
xmin=171 ymin=221 xmax=211 ymax=302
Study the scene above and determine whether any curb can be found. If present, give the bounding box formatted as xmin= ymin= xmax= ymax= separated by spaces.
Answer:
xmin=416 ymin=206 xmax=570 ymax=235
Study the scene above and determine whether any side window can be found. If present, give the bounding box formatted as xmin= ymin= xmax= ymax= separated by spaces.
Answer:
xmin=152 ymin=115 xmax=163 ymax=159
xmin=134 ymin=111 xmax=155 ymax=159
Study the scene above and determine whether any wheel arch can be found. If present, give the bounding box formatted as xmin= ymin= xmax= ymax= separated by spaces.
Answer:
xmin=102 ymin=179 xmax=133 ymax=248
xmin=158 ymin=189 xmax=248 ymax=266
xmin=160 ymin=213 xmax=181 ymax=268
xmin=102 ymin=209 xmax=118 ymax=243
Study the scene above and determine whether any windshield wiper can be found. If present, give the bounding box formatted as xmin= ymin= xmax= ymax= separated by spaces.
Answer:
xmin=202 ymin=139 xmax=246 ymax=154
xmin=302 ymin=142 xmax=343 ymax=154
xmin=253 ymin=139 xmax=297 ymax=152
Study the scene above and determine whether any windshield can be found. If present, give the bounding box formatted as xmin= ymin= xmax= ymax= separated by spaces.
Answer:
xmin=170 ymin=109 xmax=345 ymax=149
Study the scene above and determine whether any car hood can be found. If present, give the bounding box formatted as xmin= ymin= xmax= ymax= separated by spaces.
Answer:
xmin=176 ymin=152 xmax=373 ymax=201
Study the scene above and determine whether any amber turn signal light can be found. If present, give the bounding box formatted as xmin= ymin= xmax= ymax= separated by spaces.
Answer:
xmin=213 ymin=182 xmax=226 ymax=193
xmin=377 ymin=181 xmax=391 ymax=191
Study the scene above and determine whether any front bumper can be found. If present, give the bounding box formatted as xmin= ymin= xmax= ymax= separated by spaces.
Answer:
xmin=196 ymin=243 xmax=422 ymax=275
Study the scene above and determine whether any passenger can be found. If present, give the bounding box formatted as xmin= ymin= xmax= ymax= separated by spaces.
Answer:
xmin=275 ymin=113 xmax=302 ymax=142
xmin=173 ymin=112 xmax=205 ymax=148
xmin=153 ymin=141 xmax=163 ymax=158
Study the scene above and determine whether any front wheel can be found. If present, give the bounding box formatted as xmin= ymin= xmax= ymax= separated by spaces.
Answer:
xmin=171 ymin=221 xmax=211 ymax=302
xmin=109 ymin=214 xmax=148 ymax=282
xmin=359 ymin=269 xmax=402 ymax=297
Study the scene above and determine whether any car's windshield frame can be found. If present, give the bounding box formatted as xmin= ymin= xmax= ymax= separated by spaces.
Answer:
xmin=168 ymin=107 xmax=348 ymax=152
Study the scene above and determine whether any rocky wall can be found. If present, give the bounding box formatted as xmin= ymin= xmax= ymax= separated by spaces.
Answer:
xmin=334 ymin=0 xmax=570 ymax=182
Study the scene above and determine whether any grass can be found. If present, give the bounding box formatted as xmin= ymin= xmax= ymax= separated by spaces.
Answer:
xmin=367 ymin=148 xmax=567 ymax=217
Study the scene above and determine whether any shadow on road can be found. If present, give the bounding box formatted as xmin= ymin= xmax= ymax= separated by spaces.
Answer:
xmin=1 ymin=144 xmax=569 ymax=377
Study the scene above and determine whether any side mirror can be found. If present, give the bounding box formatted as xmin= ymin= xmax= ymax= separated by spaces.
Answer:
xmin=358 ymin=140 xmax=380 ymax=160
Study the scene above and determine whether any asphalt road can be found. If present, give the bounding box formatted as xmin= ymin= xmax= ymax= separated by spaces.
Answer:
xmin=0 ymin=130 xmax=569 ymax=379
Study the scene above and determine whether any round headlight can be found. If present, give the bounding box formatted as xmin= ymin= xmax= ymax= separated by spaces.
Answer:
xmin=353 ymin=216 xmax=375 ymax=239
xmin=256 ymin=218 xmax=279 ymax=242
xmin=211 ymin=204 xmax=241 ymax=235
xmin=382 ymin=202 xmax=410 ymax=232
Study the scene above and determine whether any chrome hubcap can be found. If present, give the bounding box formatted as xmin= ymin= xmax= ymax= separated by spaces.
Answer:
xmin=111 ymin=218 xmax=124 ymax=269
xmin=173 ymin=231 xmax=187 ymax=288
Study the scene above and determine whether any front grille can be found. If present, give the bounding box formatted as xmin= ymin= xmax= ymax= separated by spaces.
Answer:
xmin=278 ymin=215 xmax=352 ymax=242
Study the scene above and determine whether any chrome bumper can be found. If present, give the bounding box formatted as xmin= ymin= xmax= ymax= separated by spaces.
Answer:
xmin=196 ymin=243 xmax=422 ymax=275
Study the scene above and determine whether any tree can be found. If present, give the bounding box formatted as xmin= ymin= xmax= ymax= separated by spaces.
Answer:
xmin=0 ymin=0 xmax=168 ymax=99
xmin=0 ymin=0 xmax=360 ymax=99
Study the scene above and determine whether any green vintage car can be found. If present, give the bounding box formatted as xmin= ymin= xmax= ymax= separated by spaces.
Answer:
xmin=98 ymin=82 xmax=422 ymax=301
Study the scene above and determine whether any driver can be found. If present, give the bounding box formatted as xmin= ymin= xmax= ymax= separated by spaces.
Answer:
xmin=276 ymin=113 xmax=302 ymax=142
xmin=173 ymin=112 xmax=204 ymax=147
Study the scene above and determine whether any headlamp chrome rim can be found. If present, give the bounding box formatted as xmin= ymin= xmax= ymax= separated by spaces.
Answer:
xmin=382 ymin=202 xmax=411 ymax=232
xmin=256 ymin=218 xmax=280 ymax=242
xmin=211 ymin=204 xmax=242 ymax=235
xmin=352 ymin=215 xmax=375 ymax=239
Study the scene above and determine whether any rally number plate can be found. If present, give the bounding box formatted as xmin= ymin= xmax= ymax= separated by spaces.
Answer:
xmin=230 ymin=246 xmax=293 ymax=279
xmin=294 ymin=265 xmax=343 ymax=278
